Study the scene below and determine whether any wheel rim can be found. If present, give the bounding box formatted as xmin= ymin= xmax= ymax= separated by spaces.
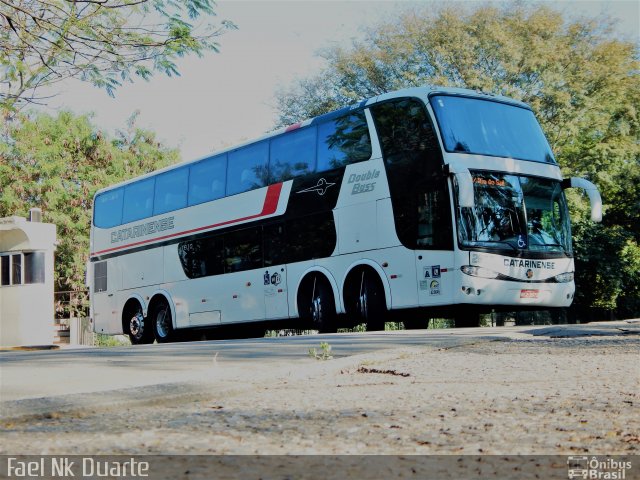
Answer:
xmin=311 ymin=295 xmax=323 ymax=326
xmin=358 ymin=288 xmax=369 ymax=320
xmin=129 ymin=312 xmax=144 ymax=339
xmin=155 ymin=307 xmax=170 ymax=338
xmin=357 ymin=272 xmax=370 ymax=321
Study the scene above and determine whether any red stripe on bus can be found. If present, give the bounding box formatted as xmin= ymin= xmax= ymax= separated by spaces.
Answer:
xmin=91 ymin=183 xmax=284 ymax=257
xmin=261 ymin=181 xmax=282 ymax=214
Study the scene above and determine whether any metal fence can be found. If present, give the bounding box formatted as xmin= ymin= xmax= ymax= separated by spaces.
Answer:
xmin=54 ymin=289 xmax=90 ymax=321
xmin=54 ymin=290 xmax=94 ymax=345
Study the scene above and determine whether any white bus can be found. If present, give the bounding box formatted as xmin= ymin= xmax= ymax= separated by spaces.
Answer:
xmin=89 ymin=86 xmax=602 ymax=343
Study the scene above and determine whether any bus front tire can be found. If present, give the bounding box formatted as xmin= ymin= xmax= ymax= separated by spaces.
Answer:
xmin=152 ymin=300 xmax=174 ymax=343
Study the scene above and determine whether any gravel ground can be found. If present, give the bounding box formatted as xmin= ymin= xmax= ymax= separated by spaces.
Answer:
xmin=1 ymin=335 xmax=638 ymax=457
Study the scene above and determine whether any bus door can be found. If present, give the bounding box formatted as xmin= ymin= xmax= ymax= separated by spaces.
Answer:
xmin=222 ymin=227 xmax=267 ymax=323
xmin=263 ymin=223 xmax=289 ymax=320
xmin=414 ymin=185 xmax=455 ymax=306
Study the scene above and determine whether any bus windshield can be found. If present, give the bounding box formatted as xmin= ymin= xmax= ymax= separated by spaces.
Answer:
xmin=457 ymin=172 xmax=572 ymax=254
xmin=430 ymin=95 xmax=556 ymax=164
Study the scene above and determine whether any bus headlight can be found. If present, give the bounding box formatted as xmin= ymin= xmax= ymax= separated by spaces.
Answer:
xmin=554 ymin=272 xmax=574 ymax=283
xmin=461 ymin=265 xmax=499 ymax=279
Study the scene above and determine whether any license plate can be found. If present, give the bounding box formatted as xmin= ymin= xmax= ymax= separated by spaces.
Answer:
xmin=520 ymin=289 xmax=539 ymax=299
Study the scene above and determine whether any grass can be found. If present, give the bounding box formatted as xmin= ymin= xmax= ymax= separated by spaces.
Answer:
xmin=94 ymin=334 xmax=130 ymax=347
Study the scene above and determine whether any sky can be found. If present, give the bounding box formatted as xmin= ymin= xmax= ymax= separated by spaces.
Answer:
xmin=40 ymin=0 xmax=640 ymax=163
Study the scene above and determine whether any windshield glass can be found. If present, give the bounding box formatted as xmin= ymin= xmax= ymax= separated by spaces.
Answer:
xmin=430 ymin=95 xmax=556 ymax=164
xmin=457 ymin=172 xmax=572 ymax=254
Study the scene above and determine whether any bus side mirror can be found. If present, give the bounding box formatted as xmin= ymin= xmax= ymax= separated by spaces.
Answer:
xmin=562 ymin=177 xmax=602 ymax=222
xmin=446 ymin=162 xmax=475 ymax=208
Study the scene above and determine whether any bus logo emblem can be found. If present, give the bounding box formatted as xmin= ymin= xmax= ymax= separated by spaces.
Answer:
xmin=296 ymin=178 xmax=336 ymax=196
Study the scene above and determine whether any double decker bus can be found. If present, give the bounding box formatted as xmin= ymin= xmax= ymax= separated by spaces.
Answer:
xmin=89 ymin=86 xmax=602 ymax=343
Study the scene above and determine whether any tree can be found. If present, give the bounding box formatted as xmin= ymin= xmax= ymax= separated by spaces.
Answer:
xmin=274 ymin=3 xmax=640 ymax=318
xmin=0 ymin=0 xmax=235 ymax=111
xmin=0 ymin=110 xmax=179 ymax=294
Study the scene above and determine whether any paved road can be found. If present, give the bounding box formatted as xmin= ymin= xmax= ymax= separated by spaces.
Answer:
xmin=1 ymin=322 xmax=638 ymax=418
xmin=1 ymin=327 xmax=496 ymax=402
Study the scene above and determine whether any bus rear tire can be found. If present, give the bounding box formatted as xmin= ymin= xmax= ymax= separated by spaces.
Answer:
xmin=358 ymin=271 xmax=386 ymax=331
xmin=152 ymin=299 xmax=174 ymax=343
xmin=125 ymin=303 xmax=154 ymax=345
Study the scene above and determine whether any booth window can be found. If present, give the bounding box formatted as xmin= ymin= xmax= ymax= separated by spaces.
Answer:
xmin=0 ymin=252 xmax=45 ymax=286
xmin=1 ymin=255 xmax=9 ymax=286
xmin=24 ymin=252 xmax=45 ymax=284
xmin=11 ymin=254 xmax=22 ymax=284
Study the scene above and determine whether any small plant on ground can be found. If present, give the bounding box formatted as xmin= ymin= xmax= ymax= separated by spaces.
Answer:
xmin=308 ymin=341 xmax=333 ymax=360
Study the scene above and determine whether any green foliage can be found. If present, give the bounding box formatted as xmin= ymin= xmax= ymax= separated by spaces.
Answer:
xmin=0 ymin=110 xmax=179 ymax=293
xmin=275 ymin=2 xmax=640 ymax=318
xmin=429 ymin=318 xmax=455 ymax=329
xmin=0 ymin=0 xmax=236 ymax=111
xmin=94 ymin=333 xmax=130 ymax=348
xmin=573 ymin=221 xmax=640 ymax=312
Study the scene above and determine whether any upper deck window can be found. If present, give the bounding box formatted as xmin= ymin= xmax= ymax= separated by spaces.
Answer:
xmin=430 ymin=95 xmax=556 ymax=164
xmin=122 ymin=177 xmax=155 ymax=224
xmin=94 ymin=187 xmax=123 ymax=228
xmin=317 ymin=111 xmax=372 ymax=171
xmin=93 ymin=109 xmax=373 ymax=229
xmin=188 ymin=154 xmax=227 ymax=206
xmin=154 ymin=167 xmax=188 ymax=215
xmin=270 ymin=127 xmax=316 ymax=182
xmin=371 ymin=98 xmax=439 ymax=165
xmin=227 ymin=141 xmax=269 ymax=196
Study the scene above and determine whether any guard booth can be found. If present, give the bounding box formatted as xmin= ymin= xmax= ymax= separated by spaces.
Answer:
xmin=0 ymin=210 xmax=57 ymax=347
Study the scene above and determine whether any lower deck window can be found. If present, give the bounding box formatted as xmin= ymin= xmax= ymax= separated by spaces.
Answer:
xmin=177 ymin=212 xmax=337 ymax=279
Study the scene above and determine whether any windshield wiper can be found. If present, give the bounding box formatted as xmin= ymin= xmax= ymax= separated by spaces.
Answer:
xmin=467 ymin=240 xmax=518 ymax=251
xmin=499 ymin=240 xmax=519 ymax=251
